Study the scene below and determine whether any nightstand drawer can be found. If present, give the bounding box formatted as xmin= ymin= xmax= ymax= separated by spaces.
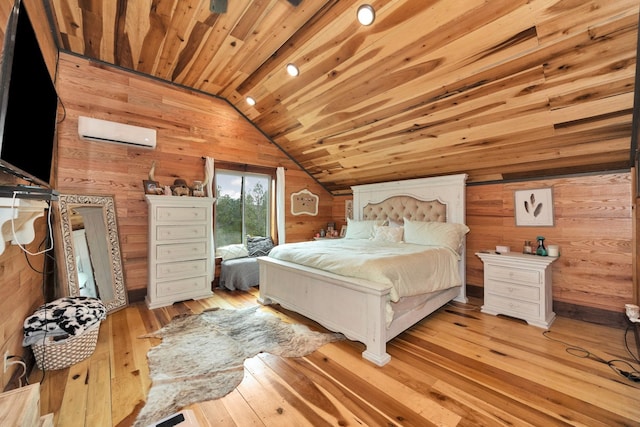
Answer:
xmin=486 ymin=264 xmax=540 ymax=285
xmin=488 ymin=281 xmax=540 ymax=302
xmin=156 ymin=259 xmax=207 ymax=279
xmin=155 ymin=206 xmax=208 ymax=222
xmin=156 ymin=276 xmax=208 ymax=298
xmin=485 ymin=294 xmax=540 ymax=318
xmin=156 ymin=242 xmax=207 ymax=260
xmin=156 ymin=224 xmax=207 ymax=241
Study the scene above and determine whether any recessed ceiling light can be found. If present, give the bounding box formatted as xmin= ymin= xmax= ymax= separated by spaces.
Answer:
xmin=246 ymin=96 xmax=256 ymax=106
xmin=286 ymin=63 xmax=300 ymax=77
xmin=357 ymin=4 xmax=375 ymax=26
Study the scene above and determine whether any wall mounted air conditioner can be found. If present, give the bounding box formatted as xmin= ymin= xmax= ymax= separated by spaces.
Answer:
xmin=78 ymin=116 xmax=157 ymax=149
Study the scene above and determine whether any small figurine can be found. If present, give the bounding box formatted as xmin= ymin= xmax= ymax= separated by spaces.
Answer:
xmin=192 ymin=180 xmax=205 ymax=197
xmin=171 ymin=179 xmax=191 ymax=196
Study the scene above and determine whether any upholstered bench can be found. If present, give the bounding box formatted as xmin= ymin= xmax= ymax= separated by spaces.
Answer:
xmin=217 ymin=236 xmax=274 ymax=291
xmin=219 ymin=257 xmax=259 ymax=291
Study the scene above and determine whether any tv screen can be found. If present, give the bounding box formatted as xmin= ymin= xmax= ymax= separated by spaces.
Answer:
xmin=0 ymin=0 xmax=58 ymax=188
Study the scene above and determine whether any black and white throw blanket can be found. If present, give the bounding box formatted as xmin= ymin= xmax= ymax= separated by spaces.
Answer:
xmin=23 ymin=296 xmax=106 ymax=346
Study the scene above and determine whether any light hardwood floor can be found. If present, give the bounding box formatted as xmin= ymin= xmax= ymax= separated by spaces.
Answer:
xmin=29 ymin=288 xmax=640 ymax=426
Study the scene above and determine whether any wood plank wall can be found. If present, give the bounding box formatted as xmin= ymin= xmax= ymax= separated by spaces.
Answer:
xmin=53 ymin=53 xmax=333 ymax=299
xmin=336 ymin=174 xmax=633 ymax=325
xmin=0 ymin=0 xmax=57 ymax=392
xmin=0 ymin=217 xmax=48 ymax=391
xmin=468 ymin=173 xmax=633 ymax=325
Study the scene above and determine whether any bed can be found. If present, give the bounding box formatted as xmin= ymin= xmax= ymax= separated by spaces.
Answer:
xmin=257 ymin=174 xmax=468 ymax=366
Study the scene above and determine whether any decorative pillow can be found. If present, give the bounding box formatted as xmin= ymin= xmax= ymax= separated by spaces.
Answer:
xmin=345 ymin=218 xmax=380 ymax=239
xmin=246 ymin=236 xmax=275 ymax=257
xmin=217 ymin=244 xmax=249 ymax=260
xmin=403 ymin=219 xmax=470 ymax=253
xmin=387 ymin=218 xmax=403 ymax=228
xmin=372 ymin=225 xmax=404 ymax=243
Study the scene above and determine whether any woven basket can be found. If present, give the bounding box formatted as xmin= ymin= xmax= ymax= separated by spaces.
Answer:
xmin=31 ymin=322 xmax=101 ymax=370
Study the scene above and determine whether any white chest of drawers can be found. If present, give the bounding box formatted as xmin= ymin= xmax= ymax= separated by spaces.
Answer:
xmin=476 ymin=252 xmax=558 ymax=328
xmin=145 ymin=195 xmax=215 ymax=309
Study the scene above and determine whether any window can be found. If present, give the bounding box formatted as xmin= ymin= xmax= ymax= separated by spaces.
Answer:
xmin=215 ymin=170 xmax=272 ymax=248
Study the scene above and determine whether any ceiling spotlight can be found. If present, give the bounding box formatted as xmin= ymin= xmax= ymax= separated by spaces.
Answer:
xmin=357 ymin=4 xmax=375 ymax=26
xmin=246 ymin=96 xmax=256 ymax=106
xmin=286 ymin=63 xmax=300 ymax=77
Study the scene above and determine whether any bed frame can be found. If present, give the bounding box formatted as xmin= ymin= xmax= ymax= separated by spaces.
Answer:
xmin=257 ymin=174 xmax=468 ymax=366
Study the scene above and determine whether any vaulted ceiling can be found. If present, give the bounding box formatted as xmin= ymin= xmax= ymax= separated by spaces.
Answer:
xmin=49 ymin=0 xmax=639 ymax=195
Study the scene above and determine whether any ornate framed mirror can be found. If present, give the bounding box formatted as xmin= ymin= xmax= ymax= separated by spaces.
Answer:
xmin=58 ymin=194 xmax=128 ymax=313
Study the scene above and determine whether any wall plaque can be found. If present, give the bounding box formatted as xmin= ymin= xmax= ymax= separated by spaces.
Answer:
xmin=291 ymin=189 xmax=318 ymax=216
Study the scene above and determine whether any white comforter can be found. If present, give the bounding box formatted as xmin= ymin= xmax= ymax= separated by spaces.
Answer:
xmin=267 ymin=239 xmax=462 ymax=302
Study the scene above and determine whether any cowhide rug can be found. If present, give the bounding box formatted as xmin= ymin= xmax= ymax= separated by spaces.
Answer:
xmin=133 ymin=306 xmax=343 ymax=427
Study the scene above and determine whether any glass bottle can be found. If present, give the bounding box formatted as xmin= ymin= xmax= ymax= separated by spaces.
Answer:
xmin=523 ymin=240 xmax=532 ymax=254
xmin=536 ymin=236 xmax=547 ymax=256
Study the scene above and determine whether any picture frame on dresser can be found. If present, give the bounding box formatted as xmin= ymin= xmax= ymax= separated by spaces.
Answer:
xmin=514 ymin=188 xmax=554 ymax=226
xmin=143 ymin=180 xmax=160 ymax=195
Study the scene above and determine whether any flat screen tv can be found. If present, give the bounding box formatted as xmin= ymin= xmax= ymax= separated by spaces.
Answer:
xmin=0 ymin=0 xmax=58 ymax=188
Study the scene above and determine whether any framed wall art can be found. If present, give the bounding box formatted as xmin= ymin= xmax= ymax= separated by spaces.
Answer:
xmin=514 ymin=188 xmax=554 ymax=226
xmin=291 ymin=189 xmax=319 ymax=216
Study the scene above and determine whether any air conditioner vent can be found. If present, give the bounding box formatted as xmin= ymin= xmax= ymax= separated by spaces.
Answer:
xmin=78 ymin=116 xmax=156 ymax=149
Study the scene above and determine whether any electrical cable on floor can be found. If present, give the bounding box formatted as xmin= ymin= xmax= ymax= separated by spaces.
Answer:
xmin=543 ymin=330 xmax=640 ymax=383
xmin=624 ymin=325 xmax=640 ymax=365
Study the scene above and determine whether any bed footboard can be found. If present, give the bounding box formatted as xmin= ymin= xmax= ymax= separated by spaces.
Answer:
xmin=257 ymin=256 xmax=393 ymax=366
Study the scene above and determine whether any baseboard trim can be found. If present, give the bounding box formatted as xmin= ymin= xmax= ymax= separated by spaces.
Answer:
xmin=127 ymin=288 xmax=147 ymax=304
xmin=553 ymin=300 xmax=627 ymax=329
xmin=465 ymin=284 xmax=627 ymax=329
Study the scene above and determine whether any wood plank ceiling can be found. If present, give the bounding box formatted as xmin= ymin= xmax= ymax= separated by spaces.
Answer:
xmin=49 ymin=0 xmax=639 ymax=195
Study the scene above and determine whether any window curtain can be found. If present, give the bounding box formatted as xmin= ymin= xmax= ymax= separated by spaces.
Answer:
xmin=205 ymin=157 xmax=215 ymax=275
xmin=276 ymin=166 xmax=286 ymax=244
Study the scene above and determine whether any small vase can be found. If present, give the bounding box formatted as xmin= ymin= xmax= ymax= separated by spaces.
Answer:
xmin=536 ymin=236 xmax=547 ymax=256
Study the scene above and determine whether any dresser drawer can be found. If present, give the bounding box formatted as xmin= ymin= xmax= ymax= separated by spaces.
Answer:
xmin=487 ymin=281 xmax=540 ymax=302
xmin=156 ymin=242 xmax=207 ymax=260
xmin=156 ymin=259 xmax=208 ymax=280
xmin=156 ymin=276 xmax=209 ymax=298
xmin=486 ymin=264 xmax=540 ymax=285
xmin=155 ymin=206 xmax=209 ymax=222
xmin=155 ymin=224 xmax=207 ymax=241
xmin=485 ymin=294 xmax=540 ymax=318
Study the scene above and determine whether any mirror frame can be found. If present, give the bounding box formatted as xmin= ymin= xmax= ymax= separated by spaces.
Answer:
xmin=58 ymin=194 xmax=128 ymax=312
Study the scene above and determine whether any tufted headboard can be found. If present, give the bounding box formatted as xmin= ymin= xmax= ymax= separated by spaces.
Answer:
xmin=362 ymin=196 xmax=446 ymax=223
xmin=351 ymin=174 xmax=466 ymax=226
xmin=351 ymin=174 xmax=468 ymax=299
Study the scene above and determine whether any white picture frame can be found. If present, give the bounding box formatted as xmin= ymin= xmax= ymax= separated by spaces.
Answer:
xmin=514 ymin=188 xmax=554 ymax=226
xmin=290 ymin=189 xmax=318 ymax=216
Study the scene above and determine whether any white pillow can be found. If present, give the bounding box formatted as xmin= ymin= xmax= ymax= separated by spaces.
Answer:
xmin=387 ymin=218 xmax=403 ymax=228
xmin=403 ymin=219 xmax=469 ymax=253
xmin=217 ymin=244 xmax=249 ymax=260
xmin=345 ymin=218 xmax=380 ymax=239
xmin=372 ymin=225 xmax=404 ymax=243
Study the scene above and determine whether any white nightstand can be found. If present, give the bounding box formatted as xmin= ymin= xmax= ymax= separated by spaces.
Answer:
xmin=476 ymin=251 xmax=558 ymax=328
